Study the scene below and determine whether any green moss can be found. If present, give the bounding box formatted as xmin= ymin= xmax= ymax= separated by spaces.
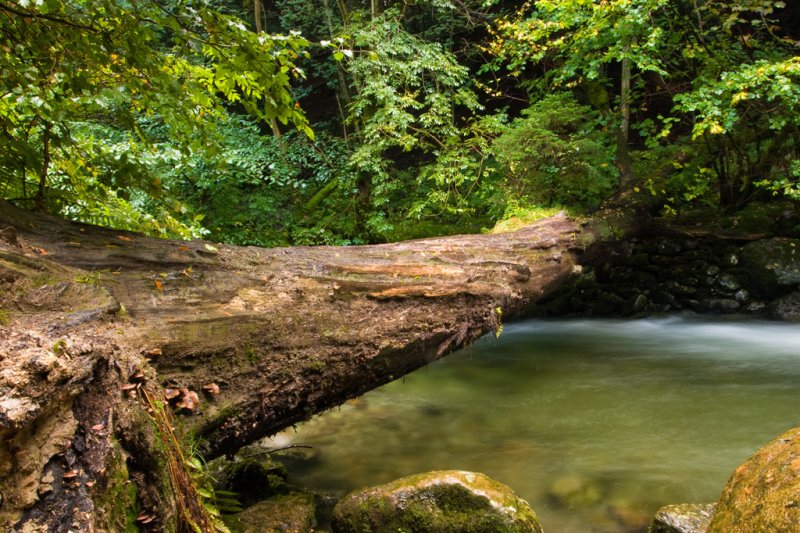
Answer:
xmin=52 ymin=339 xmax=67 ymax=355
xmin=30 ymin=273 xmax=58 ymax=288
xmin=333 ymin=471 xmax=541 ymax=533
xmin=243 ymin=345 xmax=259 ymax=365
xmin=95 ymin=438 xmax=140 ymax=532
xmin=304 ymin=354 xmax=325 ymax=373
xmin=0 ymin=308 xmax=9 ymax=326
xmin=75 ymin=272 xmax=102 ymax=285
xmin=490 ymin=206 xmax=565 ymax=234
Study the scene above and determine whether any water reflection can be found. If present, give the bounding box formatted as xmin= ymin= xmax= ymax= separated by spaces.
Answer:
xmin=263 ymin=318 xmax=800 ymax=532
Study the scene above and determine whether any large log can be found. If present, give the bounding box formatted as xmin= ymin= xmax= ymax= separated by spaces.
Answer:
xmin=0 ymin=200 xmax=600 ymax=530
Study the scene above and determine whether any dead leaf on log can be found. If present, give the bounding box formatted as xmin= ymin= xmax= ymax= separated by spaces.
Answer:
xmin=62 ymin=470 xmax=79 ymax=479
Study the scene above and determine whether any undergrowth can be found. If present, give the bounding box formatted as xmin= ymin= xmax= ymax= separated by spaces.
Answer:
xmin=141 ymin=389 xmax=241 ymax=532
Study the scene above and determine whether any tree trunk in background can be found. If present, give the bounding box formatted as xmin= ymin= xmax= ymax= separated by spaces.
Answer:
xmin=0 ymin=200 xmax=613 ymax=531
xmin=617 ymin=50 xmax=634 ymax=187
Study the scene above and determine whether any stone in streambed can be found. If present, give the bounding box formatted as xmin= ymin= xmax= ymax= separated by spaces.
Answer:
xmin=331 ymin=470 xmax=542 ymax=533
xmin=226 ymin=492 xmax=317 ymax=533
xmin=649 ymin=503 xmax=716 ymax=533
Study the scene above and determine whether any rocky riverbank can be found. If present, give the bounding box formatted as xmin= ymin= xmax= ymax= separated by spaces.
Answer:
xmin=538 ymin=234 xmax=800 ymax=321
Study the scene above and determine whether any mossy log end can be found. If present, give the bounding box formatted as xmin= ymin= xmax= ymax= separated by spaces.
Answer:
xmin=0 ymin=200 xmax=603 ymax=530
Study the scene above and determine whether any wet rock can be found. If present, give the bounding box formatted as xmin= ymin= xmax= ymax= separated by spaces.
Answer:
xmin=716 ymin=273 xmax=741 ymax=291
xmin=708 ymin=426 xmax=800 ymax=532
xmin=652 ymin=290 xmax=677 ymax=306
xmin=589 ymin=292 xmax=626 ymax=315
xmin=627 ymin=253 xmax=650 ymax=267
xmin=770 ymin=291 xmax=800 ymax=321
xmin=701 ymin=299 xmax=740 ymax=313
xmin=624 ymin=294 xmax=649 ymax=315
xmin=746 ymin=301 xmax=768 ymax=313
xmin=720 ymin=253 xmax=739 ymax=268
xmin=331 ymin=470 xmax=542 ymax=533
xmin=219 ymin=457 xmax=290 ymax=506
xmin=650 ymin=503 xmax=716 ymax=533
xmin=226 ymin=492 xmax=317 ymax=533
xmin=733 ymin=289 xmax=750 ymax=303
xmin=658 ymin=240 xmax=683 ymax=255
xmin=740 ymin=238 xmax=800 ymax=297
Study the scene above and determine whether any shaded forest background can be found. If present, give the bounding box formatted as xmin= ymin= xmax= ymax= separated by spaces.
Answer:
xmin=2 ymin=0 xmax=800 ymax=245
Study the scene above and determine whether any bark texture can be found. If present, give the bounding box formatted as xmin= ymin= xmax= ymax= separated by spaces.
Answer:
xmin=0 ymin=200 xmax=599 ymax=530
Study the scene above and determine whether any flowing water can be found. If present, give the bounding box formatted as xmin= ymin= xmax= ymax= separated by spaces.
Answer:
xmin=263 ymin=318 xmax=800 ymax=532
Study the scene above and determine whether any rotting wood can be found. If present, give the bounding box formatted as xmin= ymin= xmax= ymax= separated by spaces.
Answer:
xmin=0 ymin=200 xmax=602 ymax=530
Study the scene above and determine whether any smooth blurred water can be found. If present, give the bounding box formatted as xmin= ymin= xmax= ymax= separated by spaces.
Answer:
xmin=263 ymin=318 xmax=800 ymax=532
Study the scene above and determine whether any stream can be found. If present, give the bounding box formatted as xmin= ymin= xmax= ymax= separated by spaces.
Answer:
xmin=262 ymin=317 xmax=800 ymax=532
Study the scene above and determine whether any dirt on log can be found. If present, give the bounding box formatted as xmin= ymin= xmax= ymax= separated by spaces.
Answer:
xmin=0 ymin=200 xmax=606 ymax=531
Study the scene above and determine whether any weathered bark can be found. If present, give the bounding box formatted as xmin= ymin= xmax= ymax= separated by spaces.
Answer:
xmin=0 ymin=200 xmax=605 ymax=530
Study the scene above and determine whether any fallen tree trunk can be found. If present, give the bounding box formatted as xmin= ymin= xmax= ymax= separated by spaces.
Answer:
xmin=0 ymin=200 xmax=607 ymax=531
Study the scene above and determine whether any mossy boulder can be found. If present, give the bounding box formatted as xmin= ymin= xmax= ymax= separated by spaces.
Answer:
xmin=649 ymin=503 xmax=715 ymax=533
xmin=708 ymin=426 xmax=800 ymax=532
xmin=770 ymin=290 xmax=800 ymax=321
xmin=225 ymin=492 xmax=317 ymax=533
xmin=218 ymin=457 xmax=290 ymax=506
xmin=740 ymin=238 xmax=800 ymax=297
xmin=331 ymin=470 xmax=542 ymax=533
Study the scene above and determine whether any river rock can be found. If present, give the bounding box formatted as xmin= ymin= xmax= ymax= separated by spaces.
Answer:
xmin=650 ymin=503 xmax=716 ymax=533
xmin=226 ymin=492 xmax=317 ymax=533
xmin=708 ymin=425 xmax=800 ymax=532
xmin=331 ymin=470 xmax=542 ymax=533
xmin=770 ymin=290 xmax=800 ymax=321
xmin=740 ymin=238 xmax=800 ymax=297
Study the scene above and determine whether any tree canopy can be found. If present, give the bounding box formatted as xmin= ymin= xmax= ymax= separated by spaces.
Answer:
xmin=2 ymin=0 xmax=800 ymax=243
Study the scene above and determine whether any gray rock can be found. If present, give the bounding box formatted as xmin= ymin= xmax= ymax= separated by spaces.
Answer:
xmin=716 ymin=273 xmax=741 ymax=291
xmin=649 ymin=503 xmax=716 ymax=533
xmin=331 ymin=470 xmax=542 ymax=533
xmin=702 ymin=299 xmax=740 ymax=313
xmin=658 ymin=240 xmax=683 ymax=255
xmin=625 ymin=293 xmax=649 ymax=314
xmin=733 ymin=289 xmax=750 ymax=303
xmin=740 ymin=238 xmax=800 ymax=297
xmin=771 ymin=291 xmax=800 ymax=321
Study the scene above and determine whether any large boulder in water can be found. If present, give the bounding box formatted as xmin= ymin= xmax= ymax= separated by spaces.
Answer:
xmin=708 ymin=426 xmax=800 ymax=532
xmin=331 ymin=470 xmax=542 ymax=532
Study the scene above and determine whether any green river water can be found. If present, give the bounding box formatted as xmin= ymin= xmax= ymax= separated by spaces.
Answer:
xmin=262 ymin=318 xmax=800 ymax=532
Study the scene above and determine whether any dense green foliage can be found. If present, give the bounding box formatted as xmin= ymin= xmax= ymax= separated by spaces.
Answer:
xmin=2 ymin=0 xmax=799 ymax=243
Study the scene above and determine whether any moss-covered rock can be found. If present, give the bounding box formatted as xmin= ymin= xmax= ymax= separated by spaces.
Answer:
xmin=649 ymin=503 xmax=715 ymax=533
xmin=331 ymin=470 xmax=542 ymax=533
xmin=770 ymin=290 xmax=800 ymax=321
xmin=218 ymin=457 xmax=290 ymax=506
xmin=225 ymin=492 xmax=317 ymax=533
xmin=708 ymin=426 xmax=800 ymax=532
xmin=740 ymin=238 xmax=800 ymax=297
